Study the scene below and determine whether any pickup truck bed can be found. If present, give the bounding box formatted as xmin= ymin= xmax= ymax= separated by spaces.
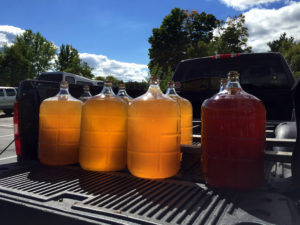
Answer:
xmin=2 ymin=74 xmax=300 ymax=224
xmin=0 ymin=162 xmax=296 ymax=225
xmin=0 ymin=127 xmax=299 ymax=225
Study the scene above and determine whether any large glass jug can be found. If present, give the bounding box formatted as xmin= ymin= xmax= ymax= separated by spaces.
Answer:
xmin=117 ymin=83 xmax=132 ymax=104
xmin=127 ymin=75 xmax=181 ymax=179
xmin=201 ymin=71 xmax=266 ymax=190
xmin=79 ymin=85 xmax=92 ymax=103
xmin=219 ymin=78 xmax=227 ymax=92
xmin=79 ymin=81 xmax=127 ymax=171
xmin=39 ymin=81 xmax=82 ymax=165
xmin=166 ymin=81 xmax=193 ymax=145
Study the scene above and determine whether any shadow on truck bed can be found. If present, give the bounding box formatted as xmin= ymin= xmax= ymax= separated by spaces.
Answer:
xmin=0 ymin=161 xmax=299 ymax=225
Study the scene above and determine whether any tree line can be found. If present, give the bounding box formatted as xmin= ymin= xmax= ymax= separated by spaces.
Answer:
xmin=267 ymin=33 xmax=300 ymax=78
xmin=0 ymin=30 xmax=94 ymax=86
xmin=1 ymin=7 xmax=300 ymax=88
xmin=148 ymin=8 xmax=251 ymax=90
xmin=148 ymin=8 xmax=300 ymax=89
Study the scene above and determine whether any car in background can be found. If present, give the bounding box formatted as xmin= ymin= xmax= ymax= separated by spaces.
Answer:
xmin=0 ymin=86 xmax=17 ymax=115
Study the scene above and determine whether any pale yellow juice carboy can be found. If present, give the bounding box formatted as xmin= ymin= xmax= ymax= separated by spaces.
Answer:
xmin=127 ymin=75 xmax=181 ymax=179
xmin=39 ymin=81 xmax=82 ymax=165
xmin=79 ymin=81 xmax=127 ymax=171
xmin=117 ymin=83 xmax=132 ymax=104
xmin=166 ymin=81 xmax=193 ymax=145
xmin=79 ymin=85 xmax=92 ymax=103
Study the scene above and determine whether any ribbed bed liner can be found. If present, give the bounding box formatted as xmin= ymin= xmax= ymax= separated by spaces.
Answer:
xmin=0 ymin=163 xmax=298 ymax=225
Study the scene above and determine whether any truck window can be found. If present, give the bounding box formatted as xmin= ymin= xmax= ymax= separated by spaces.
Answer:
xmin=65 ymin=76 xmax=75 ymax=84
xmin=77 ymin=81 xmax=92 ymax=86
xmin=174 ymin=54 xmax=292 ymax=91
xmin=240 ymin=59 xmax=289 ymax=89
xmin=5 ymin=89 xmax=16 ymax=96
xmin=38 ymin=73 xmax=62 ymax=82
xmin=0 ymin=89 xmax=4 ymax=96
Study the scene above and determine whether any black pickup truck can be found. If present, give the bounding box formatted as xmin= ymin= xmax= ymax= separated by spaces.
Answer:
xmin=1 ymin=53 xmax=300 ymax=225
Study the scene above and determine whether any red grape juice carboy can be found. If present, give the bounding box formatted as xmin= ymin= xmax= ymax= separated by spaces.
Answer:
xmin=201 ymin=71 xmax=266 ymax=190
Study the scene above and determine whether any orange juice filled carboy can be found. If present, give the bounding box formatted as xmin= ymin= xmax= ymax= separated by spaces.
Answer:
xmin=166 ymin=81 xmax=193 ymax=145
xmin=127 ymin=75 xmax=181 ymax=179
xmin=79 ymin=85 xmax=92 ymax=103
xmin=39 ymin=81 xmax=82 ymax=165
xmin=79 ymin=81 xmax=127 ymax=171
xmin=117 ymin=83 xmax=133 ymax=104
xmin=201 ymin=71 xmax=266 ymax=190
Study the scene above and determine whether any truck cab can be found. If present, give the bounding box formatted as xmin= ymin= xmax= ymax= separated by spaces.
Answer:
xmin=173 ymin=53 xmax=295 ymax=121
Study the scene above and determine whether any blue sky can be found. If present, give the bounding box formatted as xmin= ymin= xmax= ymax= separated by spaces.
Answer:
xmin=0 ymin=0 xmax=236 ymax=64
xmin=1 ymin=0 xmax=300 ymax=81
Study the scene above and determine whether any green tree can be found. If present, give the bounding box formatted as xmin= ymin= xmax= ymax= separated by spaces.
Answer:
xmin=213 ymin=14 xmax=251 ymax=54
xmin=79 ymin=61 xmax=94 ymax=79
xmin=184 ymin=10 xmax=219 ymax=46
xmin=149 ymin=64 xmax=173 ymax=92
xmin=148 ymin=8 xmax=188 ymax=74
xmin=15 ymin=30 xmax=57 ymax=77
xmin=0 ymin=45 xmax=31 ymax=86
xmin=267 ymin=33 xmax=300 ymax=79
xmin=55 ymin=44 xmax=94 ymax=78
xmin=186 ymin=40 xmax=215 ymax=59
xmin=148 ymin=8 xmax=219 ymax=83
xmin=105 ymin=75 xmax=121 ymax=87
xmin=94 ymin=76 xmax=106 ymax=81
xmin=0 ymin=30 xmax=57 ymax=86
xmin=55 ymin=44 xmax=80 ymax=72
xmin=284 ymin=42 xmax=300 ymax=79
xmin=95 ymin=75 xmax=121 ymax=87
xmin=268 ymin=33 xmax=295 ymax=52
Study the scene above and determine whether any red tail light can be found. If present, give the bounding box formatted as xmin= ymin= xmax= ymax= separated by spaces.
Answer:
xmin=212 ymin=53 xmax=241 ymax=59
xmin=14 ymin=102 xmax=21 ymax=156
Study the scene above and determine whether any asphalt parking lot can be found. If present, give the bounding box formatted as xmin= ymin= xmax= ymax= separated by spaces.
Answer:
xmin=0 ymin=113 xmax=17 ymax=165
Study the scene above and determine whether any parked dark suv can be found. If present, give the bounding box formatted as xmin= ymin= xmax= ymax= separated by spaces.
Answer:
xmin=172 ymin=53 xmax=295 ymax=121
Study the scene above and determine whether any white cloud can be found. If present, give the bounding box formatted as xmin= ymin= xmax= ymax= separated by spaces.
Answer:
xmin=0 ymin=25 xmax=24 ymax=48
xmin=220 ymin=0 xmax=282 ymax=11
xmin=244 ymin=1 xmax=300 ymax=52
xmin=80 ymin=53 xmax=148 ymax=82
xmin=0 ymin=25 xmax=148 ymax=82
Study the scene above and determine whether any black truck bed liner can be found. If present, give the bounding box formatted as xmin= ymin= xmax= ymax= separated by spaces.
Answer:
xmin=1 ymin=122 xmax=300 ymax=225
xmin=0 ymin=157 xmax=299 ymax=225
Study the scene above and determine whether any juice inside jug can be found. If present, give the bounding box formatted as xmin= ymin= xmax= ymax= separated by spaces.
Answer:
xmin=79 ymin=81 xmax=127 ymax=171
xmin=79 ymin=85 xmax=92 ymax=103
xmin=201 ymin=71 xmax=266 ymax=190
xmin=39 ymin=81 xmax=82 ymax=165
xmin=166 ymin=81 xmax=193 ymax=145
xmin=117 ymin=83 xmax=132 ymax=104
xmin=127 ymin=75 xmax=181 ymax=179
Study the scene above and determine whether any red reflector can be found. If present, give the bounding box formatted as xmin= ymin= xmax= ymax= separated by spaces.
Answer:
xmin=13 ymin=102 xmax=21 ymax=156
xmin=212 ymin=53 xmax=241 ymax=59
